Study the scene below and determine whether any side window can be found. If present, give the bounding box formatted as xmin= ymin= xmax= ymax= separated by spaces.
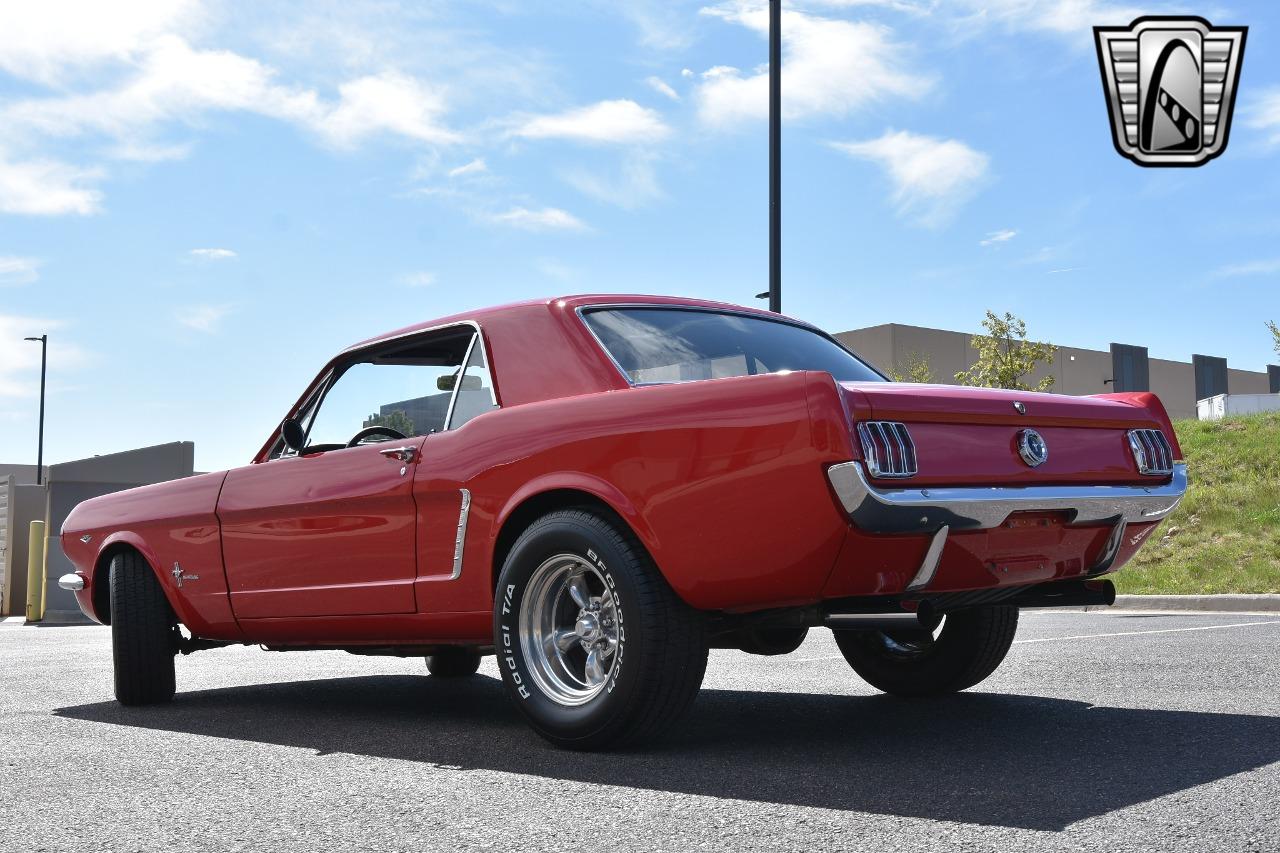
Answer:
xmin=308 ymin=361 xmax=463 ymax=445
xmin=448 ymin=338 xmax=499 ymax=429
xmin=302 ymin=328 xmax=476 ymax=449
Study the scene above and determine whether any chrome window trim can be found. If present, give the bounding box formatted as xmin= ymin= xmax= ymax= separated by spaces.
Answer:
xmin=826 ymin=460 xmax=1187 ymax=534
xmin=443 ymin=333 xmax=479 ymax=432
xmin=574 ymin=303 xmax=888 ymax=387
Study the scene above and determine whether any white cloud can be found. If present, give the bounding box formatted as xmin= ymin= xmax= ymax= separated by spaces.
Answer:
xmin=514 ymin=100 xmax=670 ymax=145
xmin=1247 ymin=87 xmax=1280 ymax=147
xmin=681 ymin=68 xmax=694 ymax=78
xmin=0 ymin=152 xmax=103 ymax=215
xmin=645 ymin=76 xmax=681 ymax=101
xmin=0 ymin=256 xmax=43 ymax=286
xmin=188 ymin=247 xmax=236 ymax=261
xmin=0 ymin=0 xmax=204 ymax=85
xmin=563 ymin=153 xmax=664 ymax=209
xmin=177 ymin=304 xmax=232 ymax=333
xmin=3 ymin=37 xmax=460 ymax=150
xmin=400 ymin=271 xmax=436 ymax=287
xmin=312 ymin=71 xmax=460 ymax=148
xmin=1211 ymin=259 xmax=1280 ymax=278
xmin=831 ymin=130 xmax=990 ymax=226
xmin=696 ymin=3 xmax=932 ymax=126
xmin=448 ymin=158 xmax=487 ymax=178
xmin=980 ymin=228 xmax=1017 ymax=246
xmin=488 ymin=207 xmax=588 ymax=232
xmin=0 ymin=314 xmax=87 ymax=397
xmin=947 ymin=0 xmax=1147 ymax=37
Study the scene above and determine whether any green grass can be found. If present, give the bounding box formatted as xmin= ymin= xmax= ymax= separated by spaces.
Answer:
xmin=1116 ymin=411 xmax=1280 ymax=595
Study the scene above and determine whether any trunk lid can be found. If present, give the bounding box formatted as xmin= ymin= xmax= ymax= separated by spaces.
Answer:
xmin=840 ymin=382 xmax=1167 ymax=487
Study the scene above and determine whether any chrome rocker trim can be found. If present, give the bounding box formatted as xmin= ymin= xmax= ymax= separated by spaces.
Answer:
xmin=827 ymin=461 xmax=1187 ymax=535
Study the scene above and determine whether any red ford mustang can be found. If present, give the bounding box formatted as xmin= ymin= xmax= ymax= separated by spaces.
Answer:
xmin=59 ymin=295 xmax=1187 ymax=749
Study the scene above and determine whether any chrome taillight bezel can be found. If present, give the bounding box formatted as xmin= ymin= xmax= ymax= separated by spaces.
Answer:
xmin=857 ymin=421 xmax=918 ymax=479
xmin=1127 ymin=428 xmax=1175 ymax=476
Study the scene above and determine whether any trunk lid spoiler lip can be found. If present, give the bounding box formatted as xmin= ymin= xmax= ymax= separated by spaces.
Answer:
xmin=839 ymin=382 xmax=1165 ymax=430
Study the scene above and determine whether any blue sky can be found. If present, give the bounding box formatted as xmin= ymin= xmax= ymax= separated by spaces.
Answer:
xmin=2 ymin=0 xmax=1279 ymax=473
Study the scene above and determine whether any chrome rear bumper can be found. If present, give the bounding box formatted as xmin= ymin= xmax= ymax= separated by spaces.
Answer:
xmin=827 ymin=461 xmax=1187 ymax=534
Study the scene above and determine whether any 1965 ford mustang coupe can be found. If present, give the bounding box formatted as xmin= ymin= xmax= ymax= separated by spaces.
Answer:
xmin=60 ymin=295 xmax=1187 ymax=749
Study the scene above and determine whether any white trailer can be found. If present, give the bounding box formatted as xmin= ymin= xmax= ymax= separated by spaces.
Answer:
xmin=1196 ymin=393 xmax=1280 ymax=421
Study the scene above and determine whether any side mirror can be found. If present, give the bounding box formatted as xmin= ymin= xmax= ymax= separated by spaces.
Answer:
xmin=281 ymin=417 xmax=306 ymax=452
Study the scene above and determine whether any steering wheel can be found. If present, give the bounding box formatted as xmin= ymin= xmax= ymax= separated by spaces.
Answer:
xmin=346 ymin=425 xmax=408 ymax=448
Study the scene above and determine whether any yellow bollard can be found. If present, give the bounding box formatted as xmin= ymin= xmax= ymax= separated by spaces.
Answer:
xmin=25 ymin=520 xmax=46 ymax=623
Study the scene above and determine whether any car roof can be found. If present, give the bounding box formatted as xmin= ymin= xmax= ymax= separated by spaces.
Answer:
xmin=342 ymin=293 xmax=812 ymax=353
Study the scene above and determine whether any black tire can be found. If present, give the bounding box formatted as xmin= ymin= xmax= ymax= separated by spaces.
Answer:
xmin=736 ymin=626 xmax=809 ymax=656
xmin=833 ymin=606 xmax=1018 ymax=697
xmin=425 ymin=647 xmax=482 ymax=677
xmin=494 ymin=508 xmax=708 ymax=750
xmin=109 ymin=551 xmax=177 ymax=705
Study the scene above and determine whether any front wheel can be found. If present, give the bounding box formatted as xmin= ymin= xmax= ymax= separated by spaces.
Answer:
xmin=110 ymin=551 xmax=177 ymax=705
xmin=833 ymin=606 xmax=1018 ymax=697
xmin=494 ymin=509 xmax=708 ymax=750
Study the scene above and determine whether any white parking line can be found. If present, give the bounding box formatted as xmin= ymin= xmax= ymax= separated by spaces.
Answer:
xmin=1012 ymin=619 xmax=1280 ymax=644
xmin=792 ymin=619 xmax=1280 ymax=662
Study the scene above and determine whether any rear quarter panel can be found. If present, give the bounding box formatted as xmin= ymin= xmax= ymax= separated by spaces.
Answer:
xmin=414 ymin=370 xmax=855 ymax=614
xmin=61 ymin=471 xmax=240 ymax=638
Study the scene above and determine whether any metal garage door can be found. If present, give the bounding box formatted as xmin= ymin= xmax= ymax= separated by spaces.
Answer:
xmin=0 ymin=476 xmax=10 ymax=615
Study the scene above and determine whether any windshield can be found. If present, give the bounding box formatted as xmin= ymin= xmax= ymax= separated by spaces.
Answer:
xmin=582 ymin=307 xmax=884 ymax=385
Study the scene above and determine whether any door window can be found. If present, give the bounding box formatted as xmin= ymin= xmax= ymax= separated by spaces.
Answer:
xmin=299 ymin=326 xmax=480 ymax=451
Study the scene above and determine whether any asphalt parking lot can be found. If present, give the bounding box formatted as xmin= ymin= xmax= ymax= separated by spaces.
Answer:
xmin=2 ymin=611 xmax=1277 ymax=852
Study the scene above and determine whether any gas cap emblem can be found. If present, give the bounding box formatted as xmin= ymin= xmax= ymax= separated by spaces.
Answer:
xmin=1018 ymin=429 xmax=1049 ymax=467
xmin=1013 ymin=401 xmax=1026 ymax=415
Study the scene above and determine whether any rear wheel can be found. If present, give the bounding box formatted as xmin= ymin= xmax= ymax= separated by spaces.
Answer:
xmin=833 ymin=606 xmax=1018 ymax=697
xmin=494 ymin=509 xmax=708 ymax=750
xmin=109 ymin=551 xmax=177 ymax=705
xmin=425 ymin=647 xmax=482 ymax=677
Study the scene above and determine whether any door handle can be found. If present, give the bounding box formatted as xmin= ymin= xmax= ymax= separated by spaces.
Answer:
xmin=378 ymin=445 xmax=419 ymax=463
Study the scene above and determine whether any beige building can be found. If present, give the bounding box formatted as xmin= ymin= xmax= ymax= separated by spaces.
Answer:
xmin=837 ymin=323 xmax=1280 ymax=421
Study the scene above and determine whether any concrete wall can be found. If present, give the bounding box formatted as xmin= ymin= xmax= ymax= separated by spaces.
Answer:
xmin=839 ymin=323 xmax=1275 ymax=421
xmin=41 ymin=442 xmax=195 ymax=622
xmin=0 ymin=465 xmax=48 ymax=617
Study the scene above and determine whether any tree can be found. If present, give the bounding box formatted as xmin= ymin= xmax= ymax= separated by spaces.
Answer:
xmin=955 ymin=310 xmax=1058 ymax=392
xmin=1268 ymin=320 xmax=1279 ymax=360
xmin=889 ymin=352 xmax=934 ymax=383
xmin=364 ymin=409 xmax=416 ymax=435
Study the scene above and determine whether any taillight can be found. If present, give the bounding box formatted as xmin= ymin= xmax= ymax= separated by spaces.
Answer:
xmin=1127 ymin=428 xmax=1174 ymax=476
xmin=856 ymin=421 xmax=918 ymax=478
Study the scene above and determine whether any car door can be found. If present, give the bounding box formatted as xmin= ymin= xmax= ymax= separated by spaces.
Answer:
xmin=218 ymin=325 xmax=477 ymax=619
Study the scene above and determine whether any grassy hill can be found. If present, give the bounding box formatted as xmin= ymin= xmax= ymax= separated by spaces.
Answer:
xmin=1117 ymin=411 xmax=1280 ymax=594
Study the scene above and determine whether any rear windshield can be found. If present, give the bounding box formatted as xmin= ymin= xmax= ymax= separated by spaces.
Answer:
xmin=581 ymin=307 xmax=884 ymax=385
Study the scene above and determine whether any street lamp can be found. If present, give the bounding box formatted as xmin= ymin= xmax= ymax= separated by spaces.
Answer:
xmin=23 ymin=334 xmax=47 ymax=485
xmin=768 ymin=0 xmax=781 ymax=314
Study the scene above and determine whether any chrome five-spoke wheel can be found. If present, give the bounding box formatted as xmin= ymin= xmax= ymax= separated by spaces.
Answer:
xmin=519 ymin=553 xmax=620 ymax=706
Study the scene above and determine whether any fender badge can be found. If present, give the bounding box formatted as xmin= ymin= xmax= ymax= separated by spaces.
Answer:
xmin=80 ymin=534 xmax=93 ymax=543
xmin=1014 ymin=401 xmax=1027 ymax=415
xmin=171 ymin=563 xmax=199 ymax=588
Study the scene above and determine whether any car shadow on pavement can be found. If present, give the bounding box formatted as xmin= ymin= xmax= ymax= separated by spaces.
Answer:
xmin=55 ymin=674 xmax=1280 ymax=831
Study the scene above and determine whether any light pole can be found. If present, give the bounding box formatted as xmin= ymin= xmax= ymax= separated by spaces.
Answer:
xmin=23 ymin=335 xmax=47 ymax=485
xmin=768 ymin=0 xmax=781 ymax=313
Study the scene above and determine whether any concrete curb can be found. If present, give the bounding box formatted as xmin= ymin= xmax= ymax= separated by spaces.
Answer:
xmin=1103 ymin=594 xmax=1280 ymax=613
